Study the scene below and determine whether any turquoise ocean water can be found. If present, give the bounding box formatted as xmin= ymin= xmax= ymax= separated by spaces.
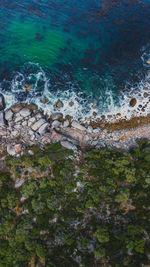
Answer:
xmin=0 ymin=0 xmax=150 ymax=119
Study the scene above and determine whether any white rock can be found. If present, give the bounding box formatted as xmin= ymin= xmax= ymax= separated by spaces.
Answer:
xmin=7 ymin=143 xmax=21 ymax=156
xmin=31 ymin=119 xmax=45 ymax=131
xmin=19 ymin=108 xmax=31 ymax=117
xmin=15 ymin=179 xmax=25 ymax=188
xmin=52 ymin=120 xmax=61 ymax=128
xmin=72 ymin=121 xmax=86 ymax=131
xmin=28 ymin=150 xmax=34 ymax=156
xmin=61 ymin=140 xmax=77 ymax=150
xmin=30 ymin=134 xmax=35 ymax=141
xmin=38 ymin=122 xmax=49 ymax=134
xmin=63 ymin=120 xmax=69 ymax=127
xmin=5 ymin=109 xmax=13 ymax=121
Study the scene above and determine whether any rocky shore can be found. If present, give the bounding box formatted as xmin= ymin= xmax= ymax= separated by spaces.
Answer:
xmin=1 ymin=93 xmax=150 ymax=156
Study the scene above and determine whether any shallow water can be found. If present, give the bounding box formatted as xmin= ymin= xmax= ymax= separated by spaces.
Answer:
xmin=0 ymin=0 xmax=150 ymax=119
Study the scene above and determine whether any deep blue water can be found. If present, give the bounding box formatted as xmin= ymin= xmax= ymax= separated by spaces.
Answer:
xmin=0 ymin=0 xmax=150 ymax=119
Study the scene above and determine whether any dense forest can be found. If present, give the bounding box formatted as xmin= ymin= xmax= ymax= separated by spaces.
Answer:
xmin=0 ymin=140 xmax=149 ymax=266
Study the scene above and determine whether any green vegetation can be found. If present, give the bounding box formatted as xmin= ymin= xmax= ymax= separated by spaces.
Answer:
xmin=0 ymin=140 xmax=150 ymax=266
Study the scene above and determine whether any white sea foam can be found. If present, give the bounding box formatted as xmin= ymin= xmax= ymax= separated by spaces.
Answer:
xmin=1 ymin=62 xmax=150 ymax=122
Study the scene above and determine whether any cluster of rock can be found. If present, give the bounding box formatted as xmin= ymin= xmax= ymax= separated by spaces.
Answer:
xmin=1 ymin=93 xmax=150 ymax=156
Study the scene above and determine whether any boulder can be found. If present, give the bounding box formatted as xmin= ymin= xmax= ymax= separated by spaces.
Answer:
xmin=52 ymin=120 xmax=61 ymax=128
xmin=38 ymin=123 xmax=49 ymax=135
xmin=14 ymin=115 xmax=23 ymax=123
xmin=0 ymin=94 xmax=5 ymax=110
xmin=5 ymin=109 xmax=13 ymax=121
xmin=143 ymin=92 xmax=149 ymax=98
xmin=31 ymin=119 xmax=46 ymax=131
xmin=61 ymin=140 xmax=77 ymax=150
xmin=28 ymin=117 xmax=36 ymax=126
xmin=7 ymin=143 xmax=22 ymax=156
xmin=50 ymin=113 xmax=63 ymax=121
xmin=72 ymin=120 xmax=86 ymax=131
xmin=19 ymin=108 xmax=31 ymax=117
xmin=63 ymin=120 xmax=69 ymax=127
xmin=0 ymin=111 xmax=6 ymax=126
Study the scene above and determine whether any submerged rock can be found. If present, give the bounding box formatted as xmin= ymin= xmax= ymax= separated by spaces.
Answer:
xmin=130 ymin=98 xmax=137 ymax=107
xmin=54 ymin=100 xmax=63 ymax=109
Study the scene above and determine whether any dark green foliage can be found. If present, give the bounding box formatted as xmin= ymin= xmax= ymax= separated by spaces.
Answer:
xmin=0 ymin=140 xmax=149 ymax=266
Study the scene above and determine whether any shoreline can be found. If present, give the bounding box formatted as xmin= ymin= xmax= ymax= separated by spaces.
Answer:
xmin=1 ymin=93 xmax=150 ymax=155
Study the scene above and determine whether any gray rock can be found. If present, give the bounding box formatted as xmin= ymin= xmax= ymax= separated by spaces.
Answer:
xmin=0 ymin=126 xmax=7 ymax=137
xmin=35 ymin=112 xmax=42 ymax=120
xmin=22 ymin=120 xmax=27 ymax=127
xmin=52 ymin=120 xmax=61 ymax=128
xmin=61 ymin=140 xmax=77 ymax=150
xmin=31 ymin=119 xmax=45 ymax=131
xmin=19 ymin=108 xmax=31 ymax=118
xmin=0 ymin=111 xmax=6 ymax=126
xmin=11 ymin=130 xmax=20 ymax=137
xmin=14 ymin=124 xmax=22 ymax=129
xmin=63 ymin=120 xmax=69 ymax=128
xmin=14 ymin=115 xmax=23 ymax=123
xmin=5 ymin=109 xmax=13 ymax=121
xmin=0 ymin=94 xmax=5 ymax=110
xmin=72 ymin=121 xmax=86 ymax=131
xmin=28 ymin=129 xmax=35 ymax=136
xmin=50 ymin=112 xmax=63 ymax=121
xmin=38 ymin=123 xmax=49 ymax=135
xmin=28 ymin=117 xmax=36 ymax=126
